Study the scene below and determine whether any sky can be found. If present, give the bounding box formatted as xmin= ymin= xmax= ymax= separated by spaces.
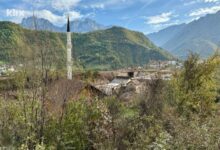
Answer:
xmin=0 ymin=0 xmax=220 ymax=34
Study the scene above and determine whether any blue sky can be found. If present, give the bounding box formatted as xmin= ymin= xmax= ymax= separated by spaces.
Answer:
xmin=0 ymin=0 xmax=220 ymax=33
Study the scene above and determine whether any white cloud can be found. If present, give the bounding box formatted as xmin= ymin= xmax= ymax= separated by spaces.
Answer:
xmin=146 ymin=12 xmax=173 ymax=24
xmin=184 ymin=0 xmax=219 ymax=6
xmin=37 ymin=10 xmax=82 ymax=25
xmin=183 ymin=0 xmax=199 ymax=6
xmin=148 ymin=19 xmax=181 ymax=33
xmin=89 ymin=4 xmax=105 ymax=9
xmin=203 ymin=0 xmax=219 ymax=3
xmin=189 ymin=5 xmax=220 ymax=16
xmin=52 ymin=0 xmax=81 ymax=11
xmin=5 ymin=9 xmax=82 ymax=26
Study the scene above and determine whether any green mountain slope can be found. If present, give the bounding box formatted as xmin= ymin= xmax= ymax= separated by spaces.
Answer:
xmin=0 ymin=21 xmax=66 ymax=68
xmin=0 ymin=22 xmax=172 ymax=70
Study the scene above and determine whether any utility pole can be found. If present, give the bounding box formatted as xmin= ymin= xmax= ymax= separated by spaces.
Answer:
xmin=67 ymin=16 xmax=73 ymax=80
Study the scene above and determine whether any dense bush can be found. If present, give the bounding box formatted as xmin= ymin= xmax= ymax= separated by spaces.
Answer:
xmin=0 ymin=54 xmax=220 ymax=149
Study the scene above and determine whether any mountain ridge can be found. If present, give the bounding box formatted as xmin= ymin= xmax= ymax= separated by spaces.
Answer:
xmin=148 ymin=11 xmax=220 ymax=59
xmin=21 ymin=17 xmax=109 ymax=33
xmin=148 ymin=23 xmax=186 ymax=46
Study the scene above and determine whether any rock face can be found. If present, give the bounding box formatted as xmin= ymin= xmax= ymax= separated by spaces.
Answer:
xmin=21 ymin=17 xmax=62 ymax=32
xmin=65 ymin=18 xmax=108 ymax=33
xmin=21 ymin=17 xmax=108 ymax=33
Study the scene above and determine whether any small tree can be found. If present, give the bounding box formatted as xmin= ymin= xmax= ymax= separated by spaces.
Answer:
xmin=173 ymin=53 xmax=219 ymax=116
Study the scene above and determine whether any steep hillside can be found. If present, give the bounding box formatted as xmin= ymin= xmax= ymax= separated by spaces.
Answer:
xmin=0 ymin=22 xmax=172 ymax=70
xmin=148 ymin=11 xmax=220 ymax=59
xmin=73 ymin=26 xmax=172 ymax=69
xmin=0 ymin=21 xmax=66 ymax=70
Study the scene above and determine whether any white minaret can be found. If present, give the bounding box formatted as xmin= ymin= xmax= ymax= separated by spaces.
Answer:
xmin=67 ymin=16 xmax=72 ymax=80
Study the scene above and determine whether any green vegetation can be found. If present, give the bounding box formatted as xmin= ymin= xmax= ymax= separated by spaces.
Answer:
xmin=0 ymin=22 xmax=172 ymax=70
xmin=1 ymin=19 xmax=220 ymax=149
xmin=171 ymin=54 xmax=219 ymax=116
xmin=216 ymin=60 xmax=220 ymax=101
xmin=0 ymin=54 xmax=220 ymax=149
xmin=0 ymin=61 xmax=5 ymax=65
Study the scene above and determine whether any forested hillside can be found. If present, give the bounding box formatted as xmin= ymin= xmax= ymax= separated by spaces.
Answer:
xmin=0 ymin=22 xmax=172 ymax=70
